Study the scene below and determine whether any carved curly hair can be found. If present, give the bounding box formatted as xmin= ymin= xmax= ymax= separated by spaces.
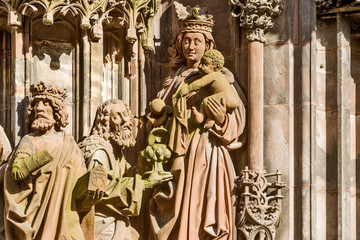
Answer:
xmin=90 ymin=99 xmax=132 ymax=140
xmin=27 ymin=95 xmax=69 ymax=130
xmin=202 ymin=49 xmax=224 ymax=71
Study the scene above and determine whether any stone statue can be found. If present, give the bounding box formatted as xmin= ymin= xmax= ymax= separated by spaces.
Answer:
xmin=78 ymin=99 xmax=172 ymax=240
xmin=176 ymin=49 xmax=241 ymax=128
xmin=147 ymin=2 xmax=246 ymax=239
xmin=0 ymin=125 xmax=12 ymax=239
xmin=1 ymin=81 xmax=93 ymax=240
xmin=0 ymin=126 xmax=12 ymax=166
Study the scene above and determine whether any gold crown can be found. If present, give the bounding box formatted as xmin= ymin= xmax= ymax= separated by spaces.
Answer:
xmin=30 ymin=81 xmax=67 ymax=101
xmin=174 ymin=1 xmax=214 ymax=33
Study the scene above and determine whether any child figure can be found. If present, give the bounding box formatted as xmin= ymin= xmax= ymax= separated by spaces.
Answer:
xmin=177 ymin=49 xmax=240 ymax=128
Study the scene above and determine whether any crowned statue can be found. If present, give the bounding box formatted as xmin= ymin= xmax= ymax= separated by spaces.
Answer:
xmin=147 ymin=2 xmax=246 ymax=240
xmin=0 ymin=81 xmax=96 ymax=240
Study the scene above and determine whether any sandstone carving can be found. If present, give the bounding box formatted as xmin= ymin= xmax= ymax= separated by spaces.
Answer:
xmin=147 ymin=2 xmax=246 ymax=239
xmin=0 ymin=0 xmax=158 ymax=49
xmin=138 ymin=126 xmax=172 ymax=177
xmin=0 ymin=125 xmax=12 ymax=240
xmin=236 ymin=167 xmax=286 ymax=240
xmin=1 ymin=81 xmax=93 ymax=239
xmin=176 ymin=49 xmax=241 ymax=129
xmin=79 ymin=99 xmax=172 ymax=240
xmin=230 ymin=0 xmax=284 ymax=42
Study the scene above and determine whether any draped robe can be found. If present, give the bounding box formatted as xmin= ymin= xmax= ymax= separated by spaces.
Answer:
xmin=79 ymin=134 xmax=144 ymax=240
xmin=3 ymin=132 xmax=87 ymax=240
xmin=149 ymin=66 xmax=246 ymax=240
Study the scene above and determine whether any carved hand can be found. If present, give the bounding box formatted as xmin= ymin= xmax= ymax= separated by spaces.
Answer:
xmin=143 ymin=170 xmax=173 ymax=189
xmin=206 ymin=97 xmax=226 ymax=126
xmin=12 ymin=150 xmax=53 ymax=180
xmin=146 ymin=110 xmax=168 ymax=128
xmin=77 ymin=189 xmax=105 ymax=211
xmin=12 ymin=164 xmax=25 ymax=181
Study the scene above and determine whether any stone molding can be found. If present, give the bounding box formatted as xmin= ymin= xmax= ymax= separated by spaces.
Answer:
xmin=315 ymin=0 xmax=333 ymax=10
xmin=0 ymin=0 xmax=159 ymax=49
xmin=230 ymin=0 xmax=284 ymax=43
xmin=315 ymin=0 xmax=360 ymax=11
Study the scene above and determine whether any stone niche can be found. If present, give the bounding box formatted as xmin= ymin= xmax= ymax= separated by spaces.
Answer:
xmin=31 ymin=16 xmax=75 ymax=134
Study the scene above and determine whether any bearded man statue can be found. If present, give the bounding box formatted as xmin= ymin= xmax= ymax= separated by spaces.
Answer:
xmin=79 ymin=99 xmax=172 ymax=240
xmin=1 ymin=81 xmax=92 ymax=240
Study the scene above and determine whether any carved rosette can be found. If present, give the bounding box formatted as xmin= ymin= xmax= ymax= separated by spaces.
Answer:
xmin=236 ymin=166 xmax=286 ymax=240
xmin=230 ymin=0 xmax=284 ymax=43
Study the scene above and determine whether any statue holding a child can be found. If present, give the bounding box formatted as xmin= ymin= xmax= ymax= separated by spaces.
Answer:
xmin=147 ymin=2 xmax=246 ymax=240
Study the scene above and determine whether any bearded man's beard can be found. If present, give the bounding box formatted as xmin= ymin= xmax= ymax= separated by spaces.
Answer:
xmin=32 ymin=117 xmax=56 ymax=131
xmin=109 ymin=129 xmax=135 ymax=148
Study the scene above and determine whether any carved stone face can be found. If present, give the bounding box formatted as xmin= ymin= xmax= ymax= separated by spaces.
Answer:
xmin=182 ymin=32 xmax=206 ymax=67
xmin=108 ymin=102 xmax=135 ymax=148
xmin=198 ymin=57 xmax=216 ymax=75
xmin=32 ymin=99 xmax=56 ymax=131
xmin=109 ymin=103 xmax=131 ymax=133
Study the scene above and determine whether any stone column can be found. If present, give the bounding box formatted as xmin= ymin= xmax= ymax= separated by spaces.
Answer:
xmin=139 ymin=42 xmax=147 ymax=116
xmin=90 ymin=37 xmax=103 ymax=126
xmin=230 ymin=1 xmax=286 ymax=239
xmin=230 ymin=0 xmax=284 ymax=171
xmin=80 ymin=30 xmax=90 ymax=138
xmin=336 ymin=12 xmax=353 ymax=240
xmin=248 ymin=41 xmax=264 ymax=170
xmin=298 ymin=1 xmax=316 ymax=238
xmin=10 ymin=28 xmax=26 ymax=145
xmin=129 ymin=41 xmax=139 ymax=116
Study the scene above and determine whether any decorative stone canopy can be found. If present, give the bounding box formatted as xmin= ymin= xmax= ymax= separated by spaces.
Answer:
xmin=0 ymin=0 xmax=159 ymax=49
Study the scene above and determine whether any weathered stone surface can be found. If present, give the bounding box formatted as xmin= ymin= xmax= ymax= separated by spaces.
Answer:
xmin=0 ymin=0 xmax=360 ymax=239
xmin=264 ymin=44 xmax=291 ymax=105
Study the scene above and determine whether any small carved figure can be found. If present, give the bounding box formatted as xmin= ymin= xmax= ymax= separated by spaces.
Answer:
xmin=2 ymin=81 xmax=92 ymax=240
xmin=138 ymin=127 xmax=172 ymax=177
xmin=176 ymin=49 xmax=241 ymax=128
xmin=79 ymin=99 xmax=172 ymax=240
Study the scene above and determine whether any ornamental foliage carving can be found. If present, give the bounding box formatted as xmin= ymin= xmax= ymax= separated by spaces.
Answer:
xmin=230 ymin=0 xmax=284 ymax=43
xmin=0 ymin=0 xmax=159 ymax=50
xmin=236 ymin=166 xmax=286 ymax=240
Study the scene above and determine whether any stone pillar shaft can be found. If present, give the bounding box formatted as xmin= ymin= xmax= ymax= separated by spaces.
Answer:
xmin=336 ymin=12 xmax=352 ymax=240
xmin=80 ymin=30 xmax=90 ymax=138
xmin=10 ymin=29 xmax=25 ymax=144
xmin=248 ymin=41 xmax=264 ymax=171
